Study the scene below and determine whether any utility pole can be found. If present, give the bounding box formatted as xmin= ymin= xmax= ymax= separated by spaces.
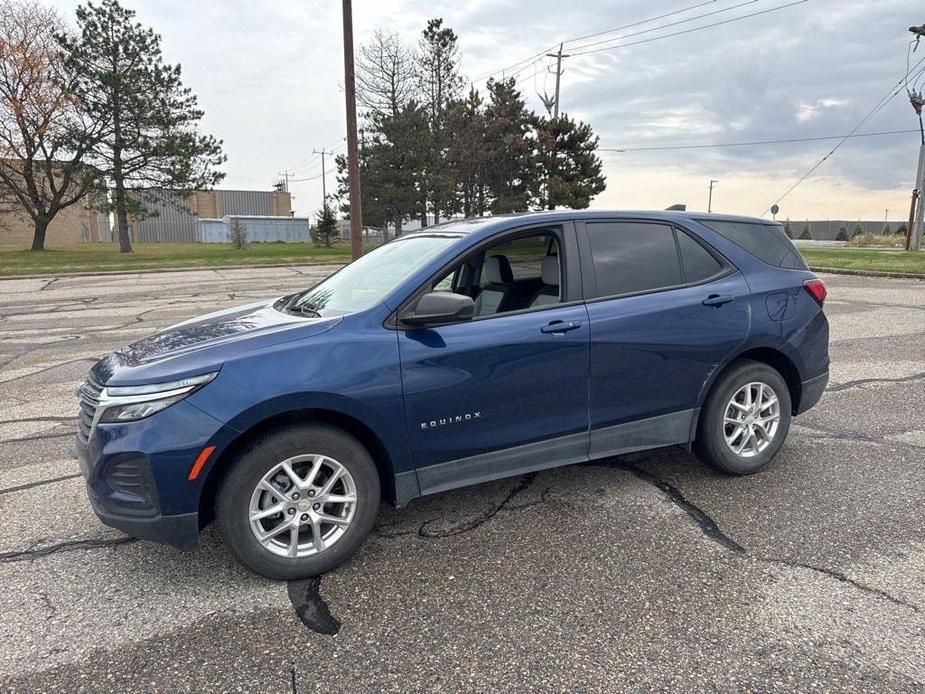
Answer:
xmin=545 ymin=43 xmax=570 ymax=118
xmin=277 ymin=171 xmax=292 ymax=193
xmin=342 ymin=0 xmax=363 ymax=260
xmin=907 ymin=23 xmax=925 ymax=251
xmin=313 ymin=148 xmax=334 ymax=208
xmin=708 ymin=180 xmax=718 ymax=213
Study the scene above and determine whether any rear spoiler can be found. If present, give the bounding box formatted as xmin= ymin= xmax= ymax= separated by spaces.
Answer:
xmin=665 ymin=204 xmax=687 ymax=211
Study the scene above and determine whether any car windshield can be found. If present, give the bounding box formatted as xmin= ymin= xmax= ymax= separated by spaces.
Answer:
xmin=279 ymin=234 xmax=461 ymax=317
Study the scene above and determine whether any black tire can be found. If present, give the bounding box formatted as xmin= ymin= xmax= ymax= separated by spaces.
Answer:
xmin=693 ymin=359 xmax=792 ymax=475
xmin=216 ymin=423 xmax=380 ymax=580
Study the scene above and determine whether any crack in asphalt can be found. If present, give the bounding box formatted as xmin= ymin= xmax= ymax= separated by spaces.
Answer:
xmin=827 ymin=370 xmax=925 ymax=392
xmin=0 ymin=473 xmax=81 ymax=496
xmin=0 ymin=357 xmax=96 ymax=385
xmin=1 ymin=430 xmax=74 ymax=444
xmin=607 ymin=460 xmax=920 ymax=613
xmin=0 ymin=536 xmax=136 ymax=563
xmin=286 ymin=576 xmax=341 ymax=636
xmin=783 ymin=559 xmax=920 ymax=612
xmin=372 ymin=472 xmax=541 ymax=540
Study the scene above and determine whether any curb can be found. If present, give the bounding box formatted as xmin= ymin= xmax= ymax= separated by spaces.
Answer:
xmin=809 ymin=266 xmax=925 ymax=280
xmin=0 ymin=260 xmax=349 ymax=282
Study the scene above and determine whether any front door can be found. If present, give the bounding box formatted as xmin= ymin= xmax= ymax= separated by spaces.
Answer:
xmin=397 ymin=225 xmax=590 ymax=495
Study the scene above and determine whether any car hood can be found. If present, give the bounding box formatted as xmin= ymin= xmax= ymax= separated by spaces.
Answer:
xmin=90 ymin=299 xmax=342 ymax=386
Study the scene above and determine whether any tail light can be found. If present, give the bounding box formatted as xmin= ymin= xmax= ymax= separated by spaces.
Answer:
xmin=803 ymin=278 xmax=827 ymax=306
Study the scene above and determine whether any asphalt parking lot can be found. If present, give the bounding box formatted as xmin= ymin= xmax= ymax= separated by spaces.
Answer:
xmin=0 ymin=266 xmax=922 ymax=692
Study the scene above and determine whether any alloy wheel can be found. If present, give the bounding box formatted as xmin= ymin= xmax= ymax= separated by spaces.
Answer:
xmin=248 ymin=454 xmax=357 ymax=558
xmin=723 ymin=381 xmax=781 ymax=458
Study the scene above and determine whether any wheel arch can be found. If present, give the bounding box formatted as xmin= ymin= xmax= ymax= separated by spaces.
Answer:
xmin=699 ymin=346 xmax=803 ymax=418
xmin=197 ymin=407 xmax=401 ymax=528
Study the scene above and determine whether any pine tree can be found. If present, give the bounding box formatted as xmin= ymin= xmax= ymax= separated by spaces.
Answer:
xmin=530 ymin=114 xmax=606 ymax=210
xmin=783 ymin=220 xmax=795 ymax=238
xmin=58 ymin=0 xmax=225 ymax=253
xmin=799 ymin=223 xmax=812 ymax=240
xmin=314 ymin=203 xmax=338 ymax=247
xmin=836 ymin=225 xmax=849 ymax=241
xmin=482 ymin=78 xmax=533 ymax=214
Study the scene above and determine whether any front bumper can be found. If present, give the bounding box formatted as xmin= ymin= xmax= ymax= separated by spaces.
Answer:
xmin=75 ymin=400 xmax=230 ymax=552
xmin=796 ymin=370 xmax=828 ymax=415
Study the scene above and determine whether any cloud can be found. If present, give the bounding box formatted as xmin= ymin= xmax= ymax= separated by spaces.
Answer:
xmin=44 ymin=0 xmax=924 ymax=220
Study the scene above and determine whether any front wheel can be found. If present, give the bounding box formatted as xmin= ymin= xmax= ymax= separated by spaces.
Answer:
xmin=216 ymin=424 xmax=380 ymax=579
xmin=694 ymin=360 xmax=792 ymax=475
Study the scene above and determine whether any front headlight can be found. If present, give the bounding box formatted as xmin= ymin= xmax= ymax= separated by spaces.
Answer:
xmin=97 ymin=372 xmax=218 ymax=424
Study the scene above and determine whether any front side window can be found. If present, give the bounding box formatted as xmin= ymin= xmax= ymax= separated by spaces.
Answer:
xmin=428 ymin=229 xmax=563 ymax=318
xmin=586 ymin=222 xmax=682 ymax=297
xmin=280 ymin=234 xmax=460 ymax=316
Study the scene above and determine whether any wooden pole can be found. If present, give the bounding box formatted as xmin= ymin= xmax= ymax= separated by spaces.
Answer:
xmin=342 ymin=0 xmax=363 ymax=260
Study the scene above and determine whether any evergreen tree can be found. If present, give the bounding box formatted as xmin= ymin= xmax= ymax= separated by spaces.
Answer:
xmin=444 ymin=89 xmax=487 ymax=217
xmin=836 ymin=225 xmax=849 ymax=241
xmin=882 ymin=224 xmax=892 ymax=236
xmin=530 ymin=114 xmax=605 ymax=210
xmin=799 ymin=223 xmax=812 ymax=240
xmin=783 ymin=220 xmax=794 ymax=238
xmin=482 ymin=78 xmax=533 ymax=214
xmin=853 ymin=223 xmax=863 ymax=237
xmin=416 ymin=18 xmax=464 ymax=224
xmin=897 ymin=223 xmax=908 ymax=236
xmin=58 ymin=0 xmax=225 ymax=253
xmin=314 ymin=202 xmax=338 ymax=247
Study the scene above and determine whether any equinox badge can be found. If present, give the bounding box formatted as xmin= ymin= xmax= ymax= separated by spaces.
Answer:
xmin=420 ymin=411 xmax=482 ymax=430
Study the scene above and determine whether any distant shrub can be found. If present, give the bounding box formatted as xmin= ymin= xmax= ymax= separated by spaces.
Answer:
xmin=783 ymin=220 xmax=795 ymax=239
xmin=835 ymin=225 xmax=849 ymax=241
xmin=228 ymin=218 xmax=248 ymax=250
xmin=896 ymin=223 xmax=908 ymax=236
xmin=853 ymin=224 xmax=864 ymax=237
xmin=882 ymin=224 xmax=892 ymax=236
xmin=849 ymin=233 xmax=906 ymax=248
xmin=799 ymin=224 xmax=812 ymax=240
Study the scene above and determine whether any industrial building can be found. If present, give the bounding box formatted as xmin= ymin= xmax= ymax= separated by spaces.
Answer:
xmin=123 ymin=189 xmax=293 ymax=243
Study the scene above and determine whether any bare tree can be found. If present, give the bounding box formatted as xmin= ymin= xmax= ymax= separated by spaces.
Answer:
xmin=0 ymin=0 xmax=102 ymax=250
xmin=356 ymin=30 xmax=415 ymax=119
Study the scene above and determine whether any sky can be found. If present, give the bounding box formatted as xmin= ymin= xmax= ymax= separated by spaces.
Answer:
xmin=46 ymin=0 xmax=925 ymax=223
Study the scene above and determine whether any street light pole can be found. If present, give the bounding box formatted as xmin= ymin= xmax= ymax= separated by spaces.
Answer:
xmin=708 ymin=180 xmax=718 ymax=213
xmin=341 ymin=0 xmax=363 ymax=260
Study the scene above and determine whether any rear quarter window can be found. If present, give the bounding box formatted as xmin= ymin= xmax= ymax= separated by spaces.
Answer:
xmin=697 ymin=220 xmax=807 ymax=270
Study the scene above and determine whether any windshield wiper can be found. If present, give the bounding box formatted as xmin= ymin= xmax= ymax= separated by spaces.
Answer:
xmin=297 ymin=305 xmax=320 ymax=318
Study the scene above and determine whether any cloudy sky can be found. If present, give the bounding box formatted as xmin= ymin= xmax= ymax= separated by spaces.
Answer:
xmin=47 ymin=0 xmax=925 ymax=222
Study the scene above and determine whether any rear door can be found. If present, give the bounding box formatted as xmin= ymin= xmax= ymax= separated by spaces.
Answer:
xmin=577 ymin=220 xmax=750 ymax=457
xmin=396 ymin=223 xmax=591 ymax=495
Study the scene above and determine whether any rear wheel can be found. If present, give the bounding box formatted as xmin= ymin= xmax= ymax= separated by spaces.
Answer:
xmin=694 ymin=360 xmax=792 ymax=475
xmin=216 ymin=424 xmax=380 ymax=579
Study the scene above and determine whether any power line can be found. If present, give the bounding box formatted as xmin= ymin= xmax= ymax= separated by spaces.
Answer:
xmin=469 ymin=0 xmax=737 ymax=85
xmin=562 ymin=0 xmax=721 ymax=46
xmin=569 ymin=0 xmax=809 ymax=57
xmin=761 ymin=54 xmax=925 ymax=215
xmin=599 ymin=129 xmax=920 ymax=153
xmin=290 ymin=168 xmax=336 ymax=184
xmin=567 ymin=0 xmax=765 ymax=54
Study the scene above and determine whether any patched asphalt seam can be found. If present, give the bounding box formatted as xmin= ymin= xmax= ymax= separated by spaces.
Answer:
xmin=827 ymin=370 xmax=925 ymax=392
xmin=0 ymin=536 xmax=136 ymax=563
xmin=0 ymin=430 xmax=74 ymax=444
xmin=286 ymin=576 xmax=341 ymax=635
xmin=605 ymin=460 xmax=920 ymax=613
xmin=613 ymin=461 xmax=747 ymax=554
xmin=417 ymin=472 xmax=539 ymax=538
xmin=0 ymin=473 xmax=81 ymax=496
xmin=781 ymin=559 xmax=920 ymax=612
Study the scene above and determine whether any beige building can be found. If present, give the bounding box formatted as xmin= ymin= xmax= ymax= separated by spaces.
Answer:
xmin=0 ymin=198 xmax=108 ymax=246
xmin=0 ymin=188 xmax=291 ymax=246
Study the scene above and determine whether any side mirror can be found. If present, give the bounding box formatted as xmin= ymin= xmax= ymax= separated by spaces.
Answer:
xmin=400 ymin=292 xmax=474 ymax=327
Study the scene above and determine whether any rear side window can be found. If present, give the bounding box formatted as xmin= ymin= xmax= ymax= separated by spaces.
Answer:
xmin=698 ymin=220 xmax=807 ymax=270
xmin=677 ymin=231 xmax=723 ymax=283
xmin=586 ymin=222 xmax=682 ymax=296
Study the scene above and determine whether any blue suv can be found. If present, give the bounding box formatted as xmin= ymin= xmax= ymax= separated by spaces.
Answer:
xmin=75 ymin=211 xmax=829 ymax=578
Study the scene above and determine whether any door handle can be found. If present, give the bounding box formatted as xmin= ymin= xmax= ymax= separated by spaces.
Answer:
xmin=541 ymin=320 xmax=581 ymax=334
xmin=702 ymin=294 xmax=734 ymax=307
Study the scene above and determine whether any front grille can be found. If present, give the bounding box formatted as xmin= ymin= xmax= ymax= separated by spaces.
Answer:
xmin=76 ymin=377 xmax=103 ymax=442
